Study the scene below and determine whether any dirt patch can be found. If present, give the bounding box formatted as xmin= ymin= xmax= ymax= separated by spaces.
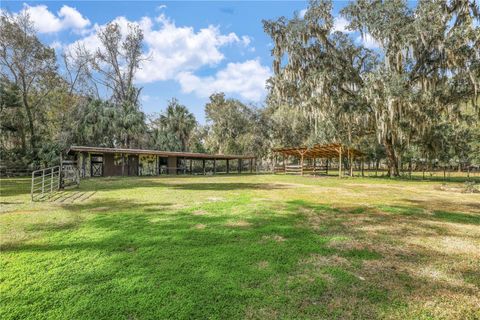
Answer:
xmin=192 ymin=209 xmax=208 ymax=216
xmin=90 ymin=207 xmax=110 ymax=212
xmin=193 ymin=223 xmax=206 ymax=230
xmin=207 ymin=197 xmax=225 ymax=202
xmin=302 ymin=254 xmax=351 ymax=268
xmin=262 ymin=234 xmax=286 ymax=243
xmin=257 ymin=260 xmax=269 ymax=269
xmin=225 ymin=220 xmax=251 ymax=227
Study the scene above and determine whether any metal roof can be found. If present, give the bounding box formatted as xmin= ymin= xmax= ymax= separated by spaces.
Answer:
xmin=272 ymin=143 xmax=364 ymax=158
xmin=68 ymin=146 xmax=256 ymax=160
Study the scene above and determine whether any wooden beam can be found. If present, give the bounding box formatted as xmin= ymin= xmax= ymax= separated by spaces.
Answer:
xmin=226 ymin=159 xmax=230 ymax=174
xmin=202 ymin=159 xmax=206 ymax=175
xmin=213 ymin=159 xmax=216 ymax=174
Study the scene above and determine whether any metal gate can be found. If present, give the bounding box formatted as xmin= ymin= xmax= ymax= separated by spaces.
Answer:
xmin=31 ymin=163 xmax=80 ymax=201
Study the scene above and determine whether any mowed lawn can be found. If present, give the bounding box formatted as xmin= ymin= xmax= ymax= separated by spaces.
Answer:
xmin=1 ymin=175 xmax=479 ymax=320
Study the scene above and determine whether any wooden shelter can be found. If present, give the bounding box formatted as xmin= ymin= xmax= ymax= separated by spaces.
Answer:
xmin=272 ymin=143 xmax=365 ymax=177
xmin=68 ymin=146 xmax=256 ymax=178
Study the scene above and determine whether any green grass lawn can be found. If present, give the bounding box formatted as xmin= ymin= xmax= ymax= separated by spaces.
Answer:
xmin=1 ymin=174 xmax=479 ymax=319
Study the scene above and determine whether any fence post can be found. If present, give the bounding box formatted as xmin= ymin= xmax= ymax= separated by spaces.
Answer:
xmin=50 ymin=168 xmax=54 ymax=192
xmin=31 ymin=171 xmax=35 ymax=201
xmin=42 ymin=169 xmax=45 ymax=195
xmin=58 ymin=166 xmax=61 ymax=190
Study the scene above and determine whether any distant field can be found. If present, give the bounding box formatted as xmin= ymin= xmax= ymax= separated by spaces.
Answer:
xmin=1 ymin=175 xmax=479 ymax=319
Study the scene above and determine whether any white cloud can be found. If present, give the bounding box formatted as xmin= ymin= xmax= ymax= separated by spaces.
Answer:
xmin=66 ymin=11 xmax=268 ymax=101
xmin=20 ymin=4 xmax=90 ymax=33
xmin=299 ymin=9 xmax=307 ymax=19
xmin=58 ymin=5 xmax=90 ymax=30
xmin=156 ymin=5 xmax=167 ymax=11
xmin=357 ymin=33 xmax=380 ymax=49
xmin=177 ymin=59 xmax=271 ymax=101
xmin=135 ymin=14 xmax=251 ymax=83
xmin=333 ymin=17 xmax=351 ymax=33
xmin=50 ymin=41 xmax=63 ymax=50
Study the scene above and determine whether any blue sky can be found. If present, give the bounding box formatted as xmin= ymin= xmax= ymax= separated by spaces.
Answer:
xmin=1 ymin=1 xmax=358 ymax=123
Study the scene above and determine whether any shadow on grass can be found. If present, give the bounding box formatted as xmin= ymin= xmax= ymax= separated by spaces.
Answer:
xmin=2 ymin=195 xmax=479 ymax=319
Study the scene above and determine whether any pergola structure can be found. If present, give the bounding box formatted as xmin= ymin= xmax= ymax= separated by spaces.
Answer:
xmin=272 ymin=143 xmax=365 ymax=177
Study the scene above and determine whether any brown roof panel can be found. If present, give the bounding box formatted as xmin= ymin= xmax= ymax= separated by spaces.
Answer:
xmin=272 ymin=143 xmax=364 ymax=158
xmin=68 ymin=146 xmax=255 ymax=160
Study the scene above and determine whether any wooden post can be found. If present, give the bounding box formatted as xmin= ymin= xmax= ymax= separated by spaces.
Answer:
xmin=238 ymin=159 xmax=242 ymax=173
xmin=350 ymin=151 xmax=353 ymax=177
xmin=213 ymin=159 xmax=216 ymax=174
xmin=361 ymin=158 xmax=364 ymax=177
xmin=326 ymin=159 xmax=329 ymax=175
xmin=183 ymin=157 xmax=186 ymax=174
xmin=50 ymin=168 xmax=54 ymax=192
xmin=250 ymin=158 xmax=253 ymax=173
xmin=226 ymin=159 xmax=230 ymax=173
xmin=30 ymin=171 xmax=34 ymax=201
xmin=283 ymin=155 xmax=286 ymax=174
xmin=313 ymin=157 xmax=316 ymax=175
xmin=122 ymin=153 xmax=125 ymax=176
xmin=300 ymin=153 xmax=304 ymax=176
xmin=202 ymin=159 xmax=206 ymax=175
xmin=190 ymin=159 xmax=193 ymax=174
xmin=338 ymin=148 xmax=342 ymax=178
xmin=42 ymin=169 xmax=45 ymax=195
xmin=59 ymin=153 xmax=63 ymax=189
xmin=273 ymin=154 xmax=276 ymax=174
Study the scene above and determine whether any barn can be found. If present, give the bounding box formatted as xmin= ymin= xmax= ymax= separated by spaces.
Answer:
xmin=67 ymin=146 xmax=256 ymax=177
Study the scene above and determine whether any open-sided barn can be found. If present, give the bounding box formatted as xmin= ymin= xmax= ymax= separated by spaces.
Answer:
xmin=68 ymin=146 xmax=256 ymax=177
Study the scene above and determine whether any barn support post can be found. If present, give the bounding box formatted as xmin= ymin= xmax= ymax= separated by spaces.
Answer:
xmin=326 ymin=159 xmax=329 ymax=175
xmin=122 ymin=153 xmax=125 ymax=176
xmin=202 ymin=159 xmax=206 ymax=175
xmin=238 ymin=159 xmax=242 ymax=173
xmin=183 ymin=157 xmax=186 ymax=175
xmin=283 ymin=155 xmax=286 ymax=174
xmin=274 ymin=155 xmax=277 ymax=174
xmin=300 ymin=153 xmax=304 ymax=176
xmin=213 ymin=159 xmax=216 ymax=174
xmin=250 ymin=158 xmax=253 ymax=173
xmin=226 ymin=159 xmax=230 ymax=174
xmin=313 ymin=157 xmax=316 ymax=175
xmin=190 ymin=159 xmax=193 ymax=174
xmin=350 ymin=150 xmax=354 ymax=177
xmin=338 ymin=148 xmax=342 ymax=178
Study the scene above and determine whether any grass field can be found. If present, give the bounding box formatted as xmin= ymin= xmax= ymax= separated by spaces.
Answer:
xmin=1 ymin=174 xmax=479 ymax=319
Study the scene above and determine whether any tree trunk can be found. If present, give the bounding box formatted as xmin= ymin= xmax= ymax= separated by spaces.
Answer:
xmin=22 ymin=92 xmax=36 ymax=160
xmin=383 ymin=137 xmax=399 ymax=177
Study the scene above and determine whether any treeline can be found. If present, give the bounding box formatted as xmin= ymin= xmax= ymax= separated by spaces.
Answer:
xmin=0 ymin=11 xmax=270 ymax=168
xmin=263 ymin=0 xmax=480 ymax=176
xmin=1 ymin=2 xmax=480 ymax=176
